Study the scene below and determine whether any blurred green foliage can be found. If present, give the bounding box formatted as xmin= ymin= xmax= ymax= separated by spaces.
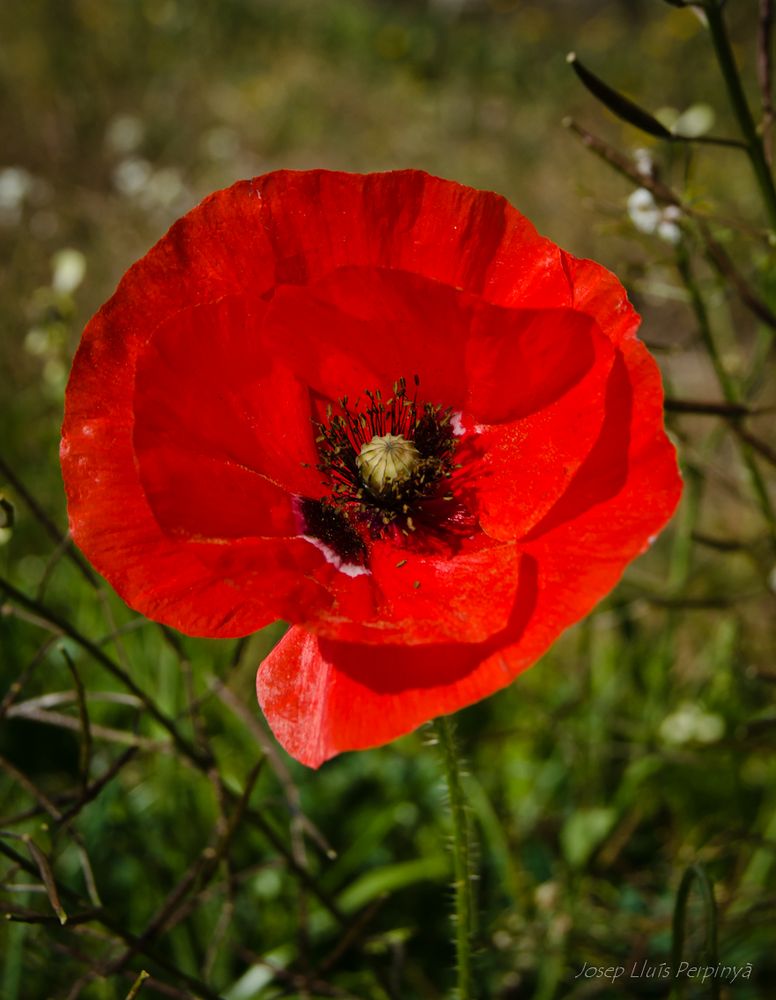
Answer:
xmin=1 ymin=1 xmax=776 ymax=998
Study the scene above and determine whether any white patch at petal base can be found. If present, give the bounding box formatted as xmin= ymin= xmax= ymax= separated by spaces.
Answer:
xmin=300 ymin=535 xmax=371 ymax=577
xmin=450 ymin=411 xmax=465 ymax=437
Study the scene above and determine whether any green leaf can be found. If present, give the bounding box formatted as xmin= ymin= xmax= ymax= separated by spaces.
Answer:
xmin=561 ymin=808 xmax=617 ymax=869
xmin=671 ymin=864 xmax=719 ymax=1000
xmin=337 ymin=856 xmax=448 ymax=914
xmin=567 ymin=52 xmax=674 ymax=139
xmin=224 ymin=947 xmax=292 ymax=1000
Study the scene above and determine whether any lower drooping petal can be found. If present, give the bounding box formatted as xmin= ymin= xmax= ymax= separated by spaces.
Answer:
xmin=256 ymin=551 xmax=538 ymax=768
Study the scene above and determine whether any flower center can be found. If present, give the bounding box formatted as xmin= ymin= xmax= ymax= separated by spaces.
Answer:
xmin=356 ymin=433 xmax=420 ymax=498
xmin=299 ymin=376 xmax=475 ymax=567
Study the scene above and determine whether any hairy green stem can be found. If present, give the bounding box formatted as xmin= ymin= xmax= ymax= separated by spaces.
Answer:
xmin=434 ymin=716 xmax=473 ymax=1000
xmin=704 ymin=0 xmax=776 ymax=229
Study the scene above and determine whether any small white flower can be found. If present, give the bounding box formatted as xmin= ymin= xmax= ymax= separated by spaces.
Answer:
xmin=627 ymin=187 xmax=683 ymax=244
xmin=0 ymin=166 xmax=33 ymax=210
xmin=24 ymin=327 xmax=50 ymax=356
xmin=633 ymin=148 xmax=654 ymax=178
xmin=657 ymin=219 xmax=682 ymax=245
xmin=660 ymin=702 xmax=725 ymax=745
xmin=0 ymin=166 xmax=33 ymax=225
xmin=627 ymin=187 xmax=661 ymax=234
xmin=52 ymin=248 xmax=87 ymax=295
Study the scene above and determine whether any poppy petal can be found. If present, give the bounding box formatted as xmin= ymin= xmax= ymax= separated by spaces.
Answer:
xmin=559 ymin=250 xmax=641 ymax=347
xmin=251 ymin=170 xmax=568 ymax=303
xmin=304 ymin=539 xmax=523 ymax=646
xmin=262 ymin=268 xmax=473 ymax=411
xmin=475 ymin=317 xmax=615 ymax=540
xmin=132 ymin=296 xmax=323 ymax=540
xmin=62 ymin=406 xmax=330 ymax=636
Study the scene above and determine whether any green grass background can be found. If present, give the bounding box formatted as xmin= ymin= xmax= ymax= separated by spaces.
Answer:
xmin=1 ymin=1 xmax=775 ymax=998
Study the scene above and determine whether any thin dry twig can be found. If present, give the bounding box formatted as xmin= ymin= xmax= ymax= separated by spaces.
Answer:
xmin=0 ymin=753 xmax=63 ymax=820
xmin=5 ymin=705 xmax=167 ymax=750
xmin=0 ymin=635 xmax=59 ymax=721
xmin=733 ymin=423 xmax=776 ymax=469
xmin=3 ymin=905 xmax=99 ymax=926
xmin=316 ymin=894 xmax=388 ymax=976
xmin=99 ymin=759 xmax=265 ymax=978
xmin=7 ymin=690 xmax=142 ymax=714
xmin=58 ymin=747 xmax=140 ymax=825
xmin=62 ymin=648 xmax=93 ymax=791
xmin=698 ymin=218 xmax=776 ymax=334
xmin=0 ymin=575 xmax=211 ymax=769
xmin=23 ymin=834 xmax=68 ymax=925
xmin=0 ymin=454 xmax=98 ymax=585
xmin=0 ymin=840 xmax=229 ymax=1000
xmin=664 ymin=397 xmax=763 ymax=417
xmin=124 ymin=969 xmax=150 ymax=1000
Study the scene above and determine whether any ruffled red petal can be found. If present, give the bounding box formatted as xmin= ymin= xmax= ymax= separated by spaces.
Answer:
xmin=251 ymin=170 xmax=567 ymax=303
xmin=474 ymin=315 xmax=615 ymax=540
xmin=132 ymin=296 xmax=323 ymax=540
xmin=303 ymin=538 xmax=523 ymax=646
xmin=62 ymin=400 xmax=329 ymax=635
xmin=558 ymin=251 xmax=641 ymax=346
xmin=262 ymin=268 xmax=470 ymax=412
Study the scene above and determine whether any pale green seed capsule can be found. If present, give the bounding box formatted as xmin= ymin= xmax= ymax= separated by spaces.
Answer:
xmin=356 ymin=433 xmax=420 ymax=496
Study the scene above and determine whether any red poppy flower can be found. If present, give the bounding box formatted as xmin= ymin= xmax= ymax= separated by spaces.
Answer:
xmin=61 ymin=169 xmax=681 ymax=767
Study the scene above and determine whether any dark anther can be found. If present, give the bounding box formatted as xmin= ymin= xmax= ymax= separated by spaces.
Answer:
xmin=299 ymin=497 xmax=367 ymax=565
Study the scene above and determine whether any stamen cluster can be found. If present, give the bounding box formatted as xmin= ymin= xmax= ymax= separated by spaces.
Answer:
xmin=305 ymin=377 xmax=461 ymax=559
